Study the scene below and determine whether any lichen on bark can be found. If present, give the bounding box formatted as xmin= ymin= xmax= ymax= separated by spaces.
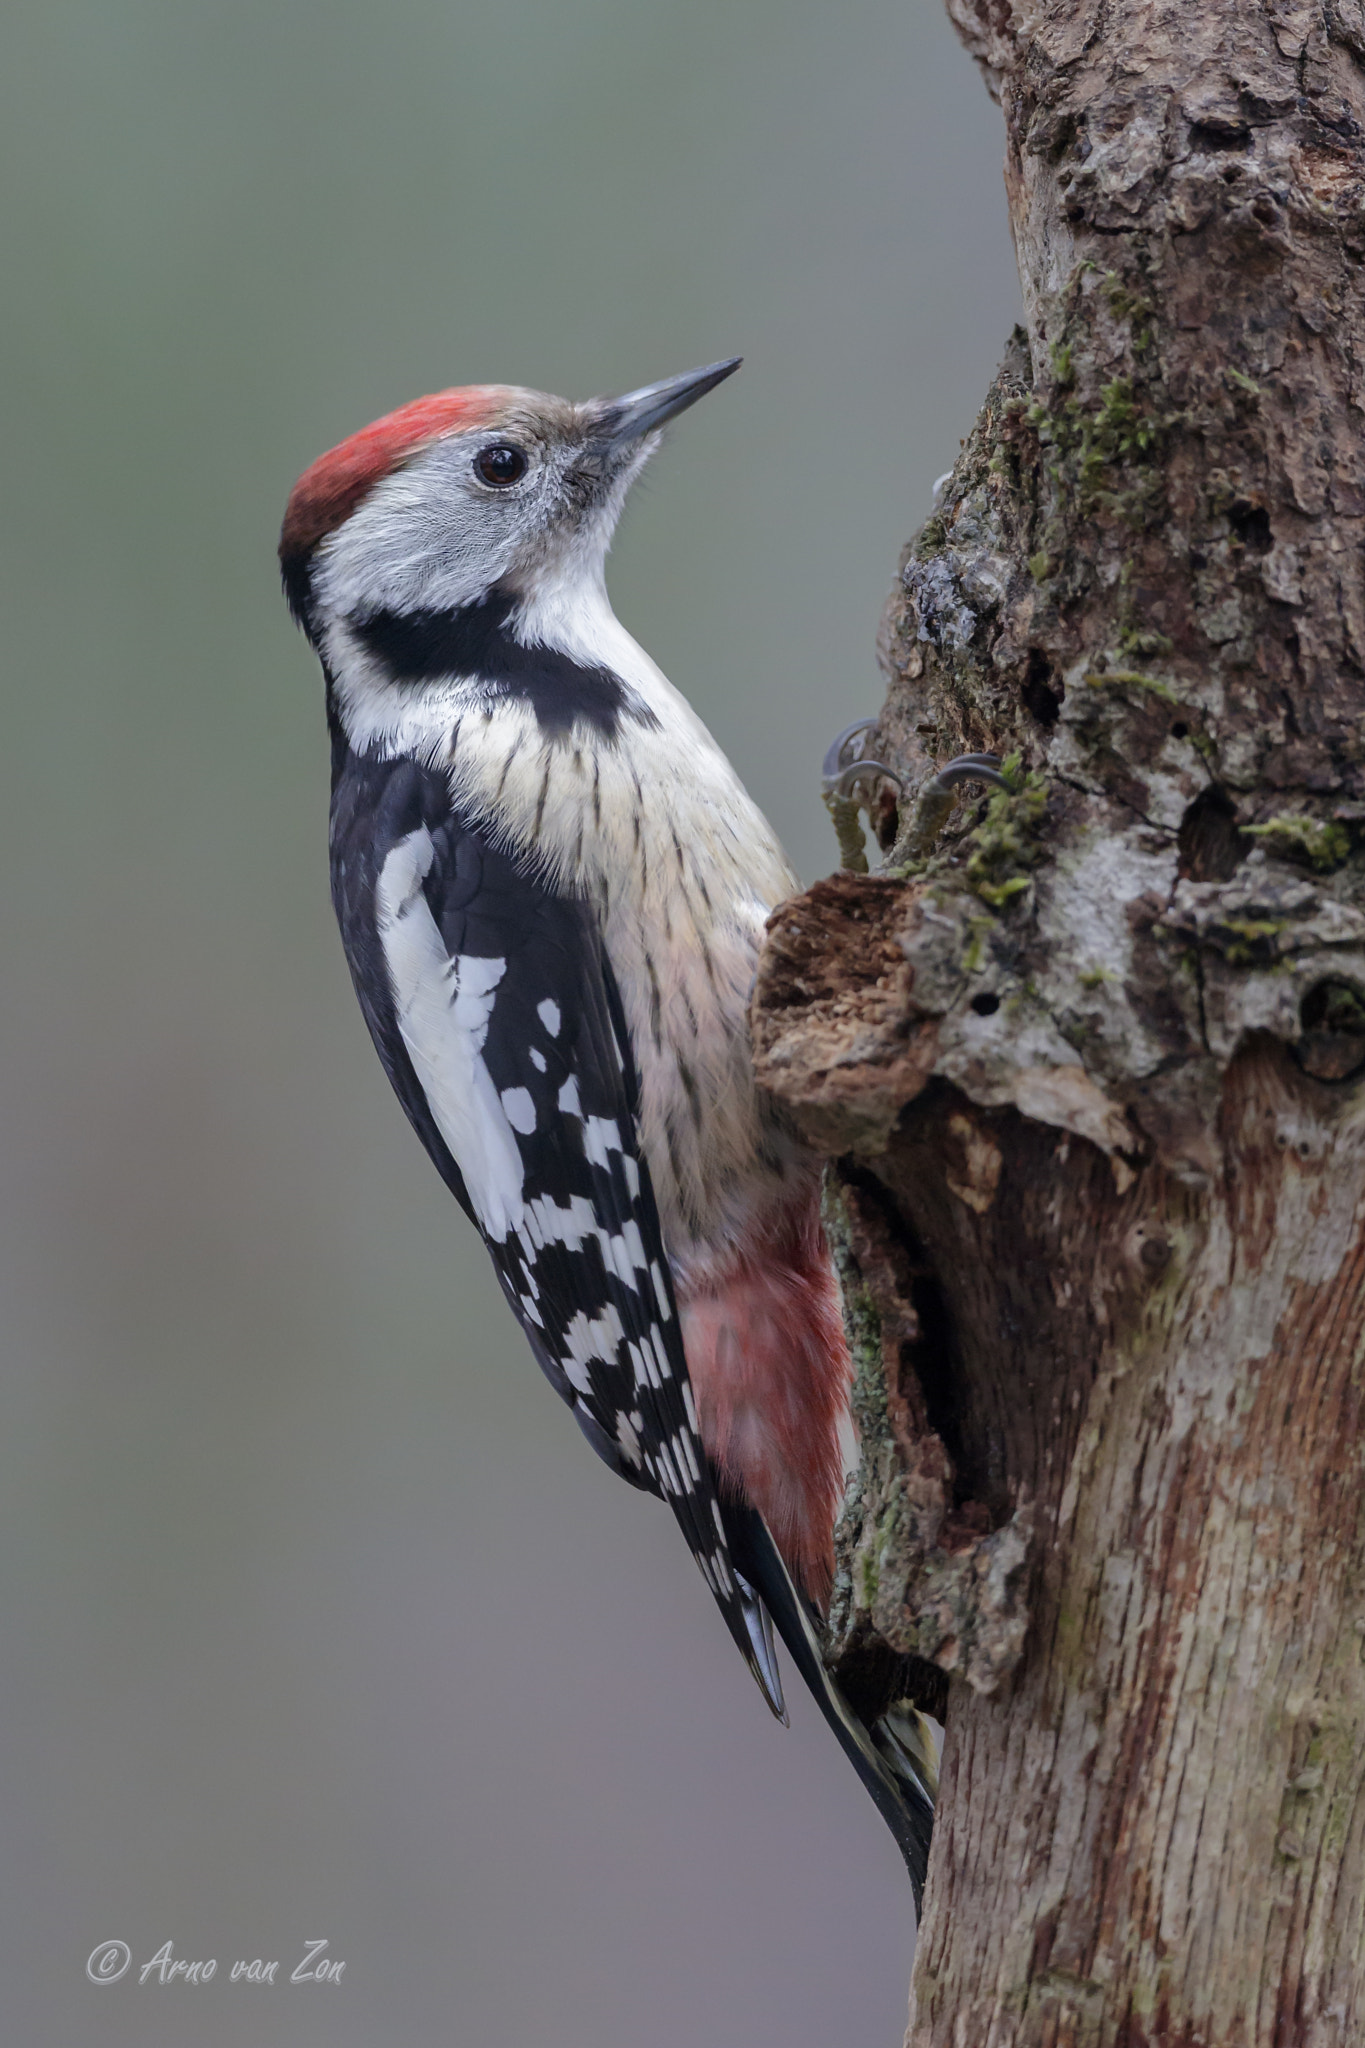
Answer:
xmin=750 ymin=3 xmax=1365 ymax=2041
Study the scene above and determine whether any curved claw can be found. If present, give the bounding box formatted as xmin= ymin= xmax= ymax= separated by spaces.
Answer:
xmin=820 ymin=719 xmax=880 ymax=789
xmin=924 ymin=752 xmax=1009 ymax=797
xmin=820 ymin=721 xmax=904 ymax=802
xmin=890 ymin=751 xmax=1010 ymax=864
xmin=828 ymin=756 xmax=904 ymax=801
xmin=821 ymin=719 xmax=906 ymax=873
xmin=821 ymin=728 xmax=1005 ymax=873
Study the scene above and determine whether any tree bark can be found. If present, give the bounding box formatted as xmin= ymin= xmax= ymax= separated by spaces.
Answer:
xmin=750 ymin=4 xmax=1365 ymax=2041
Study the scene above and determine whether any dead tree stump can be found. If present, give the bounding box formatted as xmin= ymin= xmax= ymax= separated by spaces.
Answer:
xmin=751 ymin=4 xmax=1365 ymax=2039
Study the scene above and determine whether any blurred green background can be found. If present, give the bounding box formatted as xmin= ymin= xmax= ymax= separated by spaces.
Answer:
xmin=0 ymin=1 xmax=1019 ymax=2041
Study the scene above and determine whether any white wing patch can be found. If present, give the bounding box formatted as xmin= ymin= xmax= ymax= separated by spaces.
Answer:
xmin=555 ymin=1073 xmax=625 ymax=1172
xmin=500 ymin=1087 xmax=537 ymax=1134
xmin=582 ymin=1114 xmax=625 ymax=1171
xmin=375 ymin=828 xmax=525 ymax=1240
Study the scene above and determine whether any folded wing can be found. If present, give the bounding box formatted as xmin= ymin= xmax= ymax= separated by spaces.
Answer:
xmin=330 ymin=747 xmax=786 ymax=1715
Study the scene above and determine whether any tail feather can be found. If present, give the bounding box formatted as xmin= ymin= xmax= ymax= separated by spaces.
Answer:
xmin=720 ymin=1499 xmax=937 ymax=1914
xmin=733 ymin=1567 xmax=788 ymax=1725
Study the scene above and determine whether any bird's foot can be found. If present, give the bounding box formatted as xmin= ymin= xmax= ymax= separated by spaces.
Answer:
xmin=820 ymin=721 xmax=902 ymax=873
xmin=821 ymin=722 xmax=1009 ymax=873
xmin=888 ymin=753 xmax=1009 ymax=867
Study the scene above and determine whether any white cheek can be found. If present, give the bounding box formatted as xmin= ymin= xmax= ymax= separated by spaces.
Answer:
xmin=314 ymin=443 xmax=561 ymax=618
xmin=317 ymin=490 xmax=497 ymax=617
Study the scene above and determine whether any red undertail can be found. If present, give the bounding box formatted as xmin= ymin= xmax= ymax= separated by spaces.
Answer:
xmin=679 ymin=1192 xmax=851 ymax=1607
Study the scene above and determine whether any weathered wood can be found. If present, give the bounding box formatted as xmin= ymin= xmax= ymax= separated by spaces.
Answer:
xmin=750 ymin=2 xmax=1365 ymax=2038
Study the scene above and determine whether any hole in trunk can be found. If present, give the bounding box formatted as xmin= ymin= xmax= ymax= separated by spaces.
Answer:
xmin=833 ymin=1630 xmax=949 ymax=1728
xmin=1021 ymin=648 xmax=1063 ymax=727
xmin=872 ymin=779 xmax=900 ymax=852
xmin=906 ymin=1266 xmax=969 ymax=1487
xmin=1190 ymin=118 xmax=1251 ymax=149
xmin=1178 ymin=786 xmax=1250 ymax=882
xmin=837 ymin=1161 xmax=1000 ymax=1545
xmin=1228 ymin=501 xmax=1271 ymax=552
xmin=1296 ymin=980 xmax=1365 ymax=1083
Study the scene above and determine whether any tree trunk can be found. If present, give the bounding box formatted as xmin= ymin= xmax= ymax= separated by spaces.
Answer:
xmin=750 ymin=4 xmax=1365 ymax=2041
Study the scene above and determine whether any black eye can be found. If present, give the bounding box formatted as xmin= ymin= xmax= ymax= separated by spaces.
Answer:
xmin=476 ymin=443 xmax=528 ymax=487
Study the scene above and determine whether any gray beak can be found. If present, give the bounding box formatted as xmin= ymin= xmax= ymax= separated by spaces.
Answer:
xmin=591 ymin=357 xmax=742 ymax=452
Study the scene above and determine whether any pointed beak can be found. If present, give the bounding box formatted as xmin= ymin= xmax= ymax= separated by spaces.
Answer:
xmin=590 ymin=357 xmax=742 ymax=454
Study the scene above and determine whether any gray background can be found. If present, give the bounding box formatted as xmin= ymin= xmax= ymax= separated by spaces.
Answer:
xmin=1 ymin=1 xmax=1019 ymax=2041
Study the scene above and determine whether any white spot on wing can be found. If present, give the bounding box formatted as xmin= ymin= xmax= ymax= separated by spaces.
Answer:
xmin=560 ymin=1355 xmax=591 ymax=1396
xmin=529 ymin=1048 xmax=547 ymax=1073
xmin=656 ymin=1441 xmax=683 ymax=1496
xmin=606 ymin=1233 xmax=636 ymax=1289
xmin=582 ymin=1115 xmax=623 ymax=1170
xmin=557 ymin=1074 xmax=582 ymax=1116
xmin=375 ymin=830 xmax=524 ymax=1239
xmin=500 ymin=1087 xmax=536 ymax=1134
xmin=560 ymin=1304 xmax=626 ymax=1393
xmin=621 ymin=1221 xmax=648 ymax=1271
xmin=538 ymin=999 xmax=562 ymax=1037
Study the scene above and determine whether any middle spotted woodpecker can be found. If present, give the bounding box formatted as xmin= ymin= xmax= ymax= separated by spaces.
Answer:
xmin=279 ymin=359 xmax=939 ymax=1905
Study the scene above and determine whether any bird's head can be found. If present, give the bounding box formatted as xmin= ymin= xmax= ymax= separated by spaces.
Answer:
xmin=280 ymin=359 xmax=741 ymax=643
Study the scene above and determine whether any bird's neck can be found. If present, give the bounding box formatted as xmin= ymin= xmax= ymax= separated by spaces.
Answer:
xmin=325 ymin=569 xmax=638 ymax=758
xmin=322 ymin=567 xmax=793 ymax=910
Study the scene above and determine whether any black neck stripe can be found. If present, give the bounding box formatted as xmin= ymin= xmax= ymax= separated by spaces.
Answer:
xmin=349 ymin=592 xmax=658 ymax=742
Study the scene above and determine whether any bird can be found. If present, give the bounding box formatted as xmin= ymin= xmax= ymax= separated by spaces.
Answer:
xmin=279 ymin=358 xmax=939 ymax=1905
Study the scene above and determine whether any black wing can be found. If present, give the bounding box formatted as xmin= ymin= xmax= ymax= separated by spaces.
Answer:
xmin=330 ymin=744 xmax=785 ymax=1714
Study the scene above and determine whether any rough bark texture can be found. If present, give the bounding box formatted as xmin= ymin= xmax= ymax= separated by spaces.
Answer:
xmin=750 ymin=4 xmax=1365 ymax=2041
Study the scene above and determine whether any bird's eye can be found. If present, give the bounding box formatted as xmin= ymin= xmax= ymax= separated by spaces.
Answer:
xmin=476 ymin=444 xmax=529 ymax=487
